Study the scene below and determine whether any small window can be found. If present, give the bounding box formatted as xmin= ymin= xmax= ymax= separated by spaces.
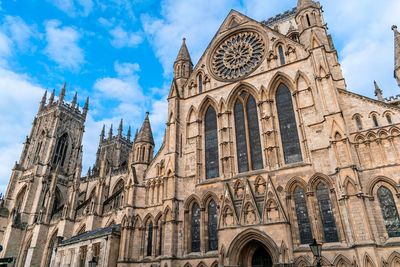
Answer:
xmin=191 ymin=203 xmax=201 ymax=252
xmin=198 ymin=74 xmax=203 ymax=93
xmin=386 ymin=114 xmax=392 ymax=124
xmin=278 ymin=45 xmax=285 ymax=65
xmin=372 ymin=115 xmax=379 ymax=127
xmin=147 ymin=222 xmax=153 ymax=256
xmin=306 ymin=14 xmax=311 ymax=27
xmin=355 ymin=116 xmax=362 ymax=131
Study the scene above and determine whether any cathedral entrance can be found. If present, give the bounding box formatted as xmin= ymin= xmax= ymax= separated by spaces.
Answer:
xmin=252 ymin=246 xmax=273 ymax=267
xmin=238 ymin=240 xmax=273 ymax=267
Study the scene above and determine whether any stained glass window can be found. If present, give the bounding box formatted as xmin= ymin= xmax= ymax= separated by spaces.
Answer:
xmin=278 ymin=45 xmax=286 ymax=65
xmin=205 ymin=106 xmax=219 ymax=179
xmin=208 ymin=200 xmax=218 ymax=251
xmin=147 ymin=222 xmax=153 ymax=256
xmin=191 ymin=203 xmax=201 ymax=252
xmin=294 ymin=187 xmax=313 ymax=244
xmin=234 ymin=100 xmax=249 ymax=173
xmin=53 ymin=133 xmax=68 ymax=166
xmin=276 ymin=84 xmax=302 ymax=164
xmin=234 ymin=94 xmax=263 ymax=173
xmin=316 ymin=183 xmax=339 ymax=243
xmin=198 ymin=74 xmax=203 ymax=93
xmin=377 ymin=186 xmax=400 ymax=237
xmin=158 ymin=222 xmax=163 ymax=255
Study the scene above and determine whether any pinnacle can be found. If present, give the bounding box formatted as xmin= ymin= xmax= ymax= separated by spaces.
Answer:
xmin=175 ymin=37 xmax=192 ymax=63
xmin=136 ymin=112 xmax=154 ymax=145
xmin=297 ymin=0 xmax=317 ymax=10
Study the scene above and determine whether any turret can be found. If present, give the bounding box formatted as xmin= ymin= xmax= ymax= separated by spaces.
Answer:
xmin=374 ymin=81 xmax=384 ymax=101
xmin=173 ymin=38 xmax=193 ymax=88
xmin=83 ymin=97 xmax=89 ymax=118
xmin=295 ymin=0 xmax=331 ymax=50
xmin=131 ymin=112 xmax=154 ymax=167
xmin=393 ymin=25 xmax=400 ymax=87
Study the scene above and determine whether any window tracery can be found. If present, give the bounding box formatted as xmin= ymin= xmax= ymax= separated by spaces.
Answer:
xmin=191 ymin=203 xmax=201 ymax=252
xmin=377 ymin=186 xmax=400 ymax=237
xmin=205 ymin=106 xmax=219 ymax=179
xmin=208 ymin=200 xmax=218 ymax=251
xmin=293 ymin=187 xmax=313 ymax=244
xmin=316 ymin=183 xmax=339 ymax=242
xmin=53 ymin=133 xmax=68 ymax=166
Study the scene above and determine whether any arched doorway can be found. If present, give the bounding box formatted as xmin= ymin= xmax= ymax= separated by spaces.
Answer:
xmin=239 ymin=240 xmax=273 ymax=267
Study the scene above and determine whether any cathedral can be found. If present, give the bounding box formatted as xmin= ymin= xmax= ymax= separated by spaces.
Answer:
xmin=1 ymin=0 xmax=400 ymax=266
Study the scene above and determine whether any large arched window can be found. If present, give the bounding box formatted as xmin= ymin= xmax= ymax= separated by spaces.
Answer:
xmin=316 ymin=183 xmax=339 ymax=243
xmin=377 ymin=186 xmax=400 ymax=237
xmin=234 ymin=92 xmax=263 ymax=173
xmin=147 ymin=221 xmax=153 ymax=256
xmin=208 ymin=200 xmax=218 ymax=251
xmin=293 ymin=187 xmax=313 ymax=244
xmin=276 ymin=84 xmax=302 ymax=164
xmin=53 ymin=133 xmax=68 ymax=166
xmin=205 ymin=106 xmax=219 ymax=179
xmin=191 ymin=203 xmax=201 ymax=252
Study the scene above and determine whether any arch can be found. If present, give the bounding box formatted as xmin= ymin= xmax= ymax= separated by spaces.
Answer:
xmin=295 ymin=71 xmax=312 ymax=90
xmin=197 ymin=96 xmax=219 ymax=120
xmin=186 ymin=106 xmax=198 ymax=124
xmin=43 ymin=229 xmax=59 ymax=267
xmin=184 ymin=194 xmax=202 ymax=210
xmin=367 ymin=132 xmax=377 ymax=141
xmin=163 ymin=206 xmax=172 ymax=221
xmin=308 ymin=173 xmax=335 ymax=191
xmin=111 ymin=178 xmax=125 ymax=194
xmin=183 ymin=263 xmax=192 ymax=267
xmin=143 ymin=213 xmax=154 ymax=226
xmin=226 ymin=228 xmax=280 ymax=265
xmin=378 ymin=129 xmax=389 ymax=138
xmin=333 ymin=254 xmax=352 ymax=267
xmin=285 ymin=176 xmax=307 ymax=193
xmin=294 ymin=256 xmax=311 ymax=267
xmin=226 ymin=82 xmax=260 ymax=110
xmin=267 ymin=72 xmax=296 ymax=99
xmin=15 ymin=185 xmax=27 ymax=212
xmin=388 ymin=252 xmax=400 ymax=267
xmin=367 ymin=176 xmax=398 ymax=196
xmin=390 ymin=127 xmax=400 ymax=136
xmin=343 ymin=177 xmax=357 ymax=195
xmin=105 ymin=218 xmax=116 ymax=227
xmin=75 ymin=223 xmax=86 ymax=235
xmin=210 ymin=261 xmax=218 ymax=267
xmin=19 ymin=233 xmax=33 ymax=267
xmin=52 ymin=132 xmax=69 ymax=166
xmin=201 ymin=191 xmax=219 ymax=208
xmin=364 ymin=253 xmax=376 ymax=267
xmin=197 ymin=261 xmax=207 ymax=267
xmin=133 ymin=215 xmax=142 ymax=228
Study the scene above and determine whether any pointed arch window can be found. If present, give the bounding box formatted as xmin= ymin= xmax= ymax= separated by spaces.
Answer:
xmin=147 ymin=221 xmax=153 ymax=256
xmin=276 ymin=84 xmax=302 ymax=164
xmin=316 ymin=183 xmax=339 ymax=243
xmin=293 ymin=187 xmax=313 ymax=244
xmin=377 ymin=186 xmax=400 ymax=237
xmin=198 ymin=74 xmax=203 ymax=93
xmin=386 ymin=114 xmax=393 ymax=124
xmin=278 ymin=45 xmax=286 ymax=65
xmin=205 ymin=106 xmax=219 ymax=179
xmin=158 ymin=220 xmax=163 ymax=255
xmin=53 ymin=133 xmax=68 ymax=166
xmin=208 ymin=200 xmax=218 ymax=251
xmin=191 ymin=203 xmax=201 ymax=252
xmin=355 ymin=115 xmax=363 ymax=131
xmin=234 ymin=92 xmax=263 ymax=173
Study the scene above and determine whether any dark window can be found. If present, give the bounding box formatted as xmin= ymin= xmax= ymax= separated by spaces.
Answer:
xmin=191 ymin=203 xmax=201 ymax=252
xmin=208 ymin=200 xmax=218 ymax=251
xmin=386 ymin=114 xmax=392 ymax=124
xmin=377 ymin=186 xmax=400 ymax=237
xmin=278 ymin=45 xmax=285 ymax=65
xmin=147 ymin=222 xmax=153 ymax=256
xmin=294 ymin=187 xmax=313 ymax=244
xmin=306 ymin=14 xmax=311 ymax=27
xmin=372 ymin=115 xmax=379 ymax=127
xmin=158 ymin=222 xmax=163 ymax=255
xmin=198 ymin=74 xmax=203 ymax=93
xmin=205 ymin=106 xmax=219 ymax=179
xmin=355 ymin=116 xmax=363 ymax=130
xmin=234 ymin=94 xmax=263 ymax=173
xmin=53 ymin=133 xmax=68 ymax=166
xmin=276 ymin=84 xmax=302 ymax=164
xmin=316 ymin=183 xmax=339 ymax=243
xmin=234 ymin=100 xmax=249 ymax=172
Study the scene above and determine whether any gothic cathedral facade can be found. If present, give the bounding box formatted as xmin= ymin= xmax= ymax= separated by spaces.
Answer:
xmin=1 ymin=0 xmax=400 ymax=266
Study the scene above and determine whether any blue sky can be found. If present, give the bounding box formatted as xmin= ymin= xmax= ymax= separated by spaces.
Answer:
xmin=0 ymin=0 xmax=399 ymax=194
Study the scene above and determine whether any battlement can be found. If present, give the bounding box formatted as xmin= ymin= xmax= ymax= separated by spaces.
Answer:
xmin=385 ymin=94 xmax=400 ymax=103
xmin=261 ymin=8 xmax=296 ymax=26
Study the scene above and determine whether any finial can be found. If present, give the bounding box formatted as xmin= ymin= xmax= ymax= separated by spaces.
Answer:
xmin=100 ymin=125 xmax=105 ymax=143
xmin=127 ymin=126 xmax=131 ymax=141
xmin=108 ymin=124 xmax=113 ymax=139
xmin=374 ymin=80 xmax=384 ymax=101
xmin=59 ymin=82 xmax=66 ymax=103
xmin=49 ymin=89 xmax=55 ymax=104
xmin=39 ymin=90 xmax=47 ymax=112
xmin=392 ymin=25 xmax=398 ymax=32
xmin=134 ymin=129 xmax=139 ymax=142
xmin=72 ymin=92 xmax=78 ymax=109
xmin=83 ymin=97 xmax=89 ymax=118
xmin=118 ymin=119 xmax=123 ymax=137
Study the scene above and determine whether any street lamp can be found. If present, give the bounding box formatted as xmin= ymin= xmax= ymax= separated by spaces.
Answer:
xmin=88 ymin=257 xmax=97 ymax=267
xmin=309 ymin=238 xmax=322 ymax=267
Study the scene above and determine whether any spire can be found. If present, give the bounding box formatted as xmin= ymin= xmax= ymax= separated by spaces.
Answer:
xmin=136 ymin=112 xmax=154 ymax=145
xmin=59 ymin=82 xmax=66 ymax=103
xmin=392 ymin=25 xmax=400 ymax=86
xmin=39 ymin=90 xmax=47 ymax=112
xmin=100 ymin=125 xmax=105 ymax=143
xmin=175 ymin=38 xmax=192 ymax=63
xmin=134 ymin=129 xmax=138 ymax=142
xmin=297 ymin=0 xmax=317 ymax=10
xmin=72 ymin=92 xmax=78 ymax=110
xmin=108 ymin=124 xmax=113 ymax=139
xmin=118 ymin=119 xmax=123 ymax=137
xmin=49 ymin=89 xmax=55 ymax=105
xmin=83 ymin=97 xmax=89 ymax=118
xmin=127 ymin=126 xmax=131 ymax=141
xmin=374 ymin=81 xmax=384 ymax=101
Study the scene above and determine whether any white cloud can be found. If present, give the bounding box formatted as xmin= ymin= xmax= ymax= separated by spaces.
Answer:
xmin=0 ymin=32 xmax=11 ymax=61
xmin=44 ymin=20 xmax=84 ymax=70
xmin=48 ymin=0 xmax=94 ymax=17
xmin=0 ymin=67 xmax=44 ymax=194
xmin=1 ymin=16 xmax=37 ymax=51
xmin=114 ymin=61 xmax=140 ymax=76
xmin=109 ymin=26 xmax=143 ymax=48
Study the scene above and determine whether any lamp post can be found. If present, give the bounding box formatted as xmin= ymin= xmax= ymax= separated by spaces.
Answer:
xmin=88 ymin=257 xmax=97 ymax=267
xmin=309 ymin=238 xmax=322 ymax=267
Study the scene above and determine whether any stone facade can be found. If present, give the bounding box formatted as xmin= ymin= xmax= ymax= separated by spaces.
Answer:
xmin=1 ymin=0 xmax=400 ymax=266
